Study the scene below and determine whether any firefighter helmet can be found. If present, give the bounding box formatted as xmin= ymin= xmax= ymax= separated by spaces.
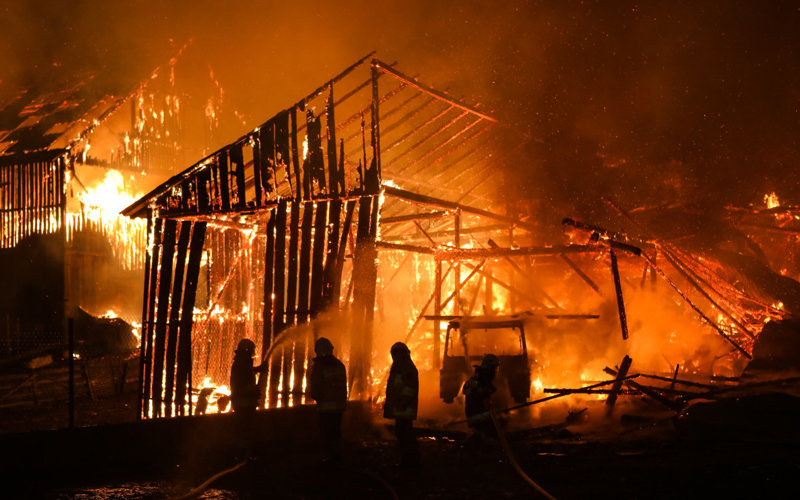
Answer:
xmin=480 ymin=353 xmax=500 ymax=368
xmin=315 ymin=337 xmax=334 ymax=357
xmin=390 ymin=342 xmax=410 ymax=356
xmin=235 ymin=338 xmax=256 ymax=354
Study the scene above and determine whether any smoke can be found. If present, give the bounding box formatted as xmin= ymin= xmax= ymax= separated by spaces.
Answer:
xmin=5 ymin=0 xmax=798 ymax=214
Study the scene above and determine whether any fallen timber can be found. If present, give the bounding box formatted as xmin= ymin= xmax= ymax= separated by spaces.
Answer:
xmin=447 ymin=374 xmax=642 ymax=425
xmin=604 ymin=367 xmax=685 ymax=412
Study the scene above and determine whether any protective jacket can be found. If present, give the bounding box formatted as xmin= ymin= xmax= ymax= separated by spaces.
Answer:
xmin=230 ymin=354 xmax=261 ymax=410
xmin=308 ymin=354 xmax=348 ymax=412
xmin=462 ymin=368 xmax=497 ymax=427
xmin=384 ymin=356 xmax=419 ymax=420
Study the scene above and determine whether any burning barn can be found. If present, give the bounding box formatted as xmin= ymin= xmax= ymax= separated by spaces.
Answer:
xmin=123 ymin=53 xmax=800 ymax=424
xmin=0 ymin=43 xmax=240 ymax=355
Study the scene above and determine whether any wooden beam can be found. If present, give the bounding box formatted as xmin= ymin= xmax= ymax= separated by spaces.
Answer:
xmin=380 ymin=211 xmax=450 ymax=224
xmin=609 ymin=249 xmax=629 ymax=341
xmin=383 ymin=185 xmax=536 ymax=232
xmin=374 ymin=59 xmax=498 ymax=123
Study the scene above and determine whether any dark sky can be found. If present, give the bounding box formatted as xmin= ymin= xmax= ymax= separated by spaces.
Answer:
xmin=2 ymin=0 xmax=799 ymax=215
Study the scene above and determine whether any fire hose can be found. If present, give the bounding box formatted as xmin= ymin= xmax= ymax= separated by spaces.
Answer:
xmin=489 ymin=409 xmax=560 ymax=500
xmin=171 ymin=456 xmax=249 ymax=500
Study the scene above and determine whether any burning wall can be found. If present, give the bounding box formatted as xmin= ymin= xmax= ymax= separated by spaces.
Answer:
xmin=0 ymin=44 xmax=244 ymax=345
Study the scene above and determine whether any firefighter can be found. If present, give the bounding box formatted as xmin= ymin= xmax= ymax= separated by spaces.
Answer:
xmin=462 ymin=354 xmax=501 ymax=453
xmin=308 ymin=337 xmax=348 ymax=462
xmin=384 ymin=342 xmax=420 ymax=468
xmin=229 ymin=338 xmax=264 ymax=450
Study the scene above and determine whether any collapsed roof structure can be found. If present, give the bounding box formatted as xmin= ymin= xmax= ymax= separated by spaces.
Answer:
xmin=0 ymin=42 xmax=236 ymax=339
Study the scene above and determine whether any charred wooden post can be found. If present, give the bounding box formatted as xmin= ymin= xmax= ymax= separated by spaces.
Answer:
xmin=252 ymin=134 xmax=263 ymax=207
xmin=137 ymin=210 xmax=154 ymax=419
xmin=142 ymin=217 xmax=163 ymax=417
xmin=218 ymin=151 xmax=231 ymax=211
xmin=164 ymin=221 xmax=192 ymax=417
xmin=326 ymin=87 xmax=339 ymax=197
xmin=286 ymin=201 xmax=301 ymax=327
xmin=283 ymin=200 xmax=301 ymax=408
xmin=322 ymin=200 xmax=343 ymax=307
xmin=273 ymin=200 xmax=288 ymax=408
xmin=454 ymin=212 xmax=461 ymax=315
xmin=434 ymin=258 xmax=443 ymax=369
xmin=230 ymin=145 xmax=247 ymax=209
xmin=609 ymin=249 xmax=629 ymax=340
xmin=309 ymin=201 xmax=329 ymax=316
xmin=258 ymin=211 xmax=276 ymax=408
xmin=176 ymin=222 xmax=206 ymax=416
xmin=291 ymin=108 xmax=303 ymax=201
xmin=297 ymin=202 xmax=314 ymax=323
xmin=152 ymin=219 xmax=178 ymax=417
xmin=605 ymin=355 xmax=633 ymax=416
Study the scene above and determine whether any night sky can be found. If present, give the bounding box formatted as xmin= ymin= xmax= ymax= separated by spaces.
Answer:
xmin=2 ymin=0 xmax=799 ymax=219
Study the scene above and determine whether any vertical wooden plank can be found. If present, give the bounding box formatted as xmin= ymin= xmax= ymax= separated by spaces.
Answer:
xmin=218 ymin=150 xmax=231 ymax=211
xmin=258 ymin=210 xmax=275 ymax=408
xmin=137 ymin=210 xmax=154 ymax=419
xmin=285 ymin=201 xmax=301 ymax=326
xmin=333 ymin=200 xmax=357 ymax=303
xmin=434 ymin=259 xmax=442 ymax=370
xmin=252 ymin=135 xmax=263 ymax=207
xmin=309 ymin=201 xmax=328 ymax=316
xmin=152 ymin=219 xmax=178 ymax=418
xmin=230 ymin=144 xmax=247 ymax=209
xmin=176 ymin=221 xmax=206 ymax=416
xmin=297 ymin=202 xmax=314 ymax=324
xmin=198 ymin=167 xmax=210 ymax=212
xmin=285 ymin=201 xmax=301 ymax=407
xmin=164 ymin=221 xmax=191 ymax=417
xmin=142 ymin=217 xmax=163 ymax=418
xmin=275 ymin=111 xmax=291 ymax=195
xmin=290 ymin=107 xmax=303 ymax=201
xmin=272 ymin=199 xmax=288 ymax=407
xmin=454 ymin=213 xmax=461 ymax=315
xmin=325 ymin=86 xmax=339 ymax=197
xmin=259 ymin=124 xmax=275 ymax=197
xmin=322 ymin=199 xmax=342 ymax=307
xmin=368 ymin=60 xmax=382 ymax=194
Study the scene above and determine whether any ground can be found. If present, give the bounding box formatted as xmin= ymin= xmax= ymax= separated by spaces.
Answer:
xmin=8 ymin=417 xmax=800 ymax=500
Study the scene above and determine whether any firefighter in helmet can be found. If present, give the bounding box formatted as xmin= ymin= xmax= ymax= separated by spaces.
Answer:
xmin=462 ymin=354 xmax=501 ymax=452
xmin=384 ymin=341 xmax=420 ymax=468
xmin=229 ymin=338 xmax=264 ymax=449
xmin=308 ymin=337 xmax=348 ymax=462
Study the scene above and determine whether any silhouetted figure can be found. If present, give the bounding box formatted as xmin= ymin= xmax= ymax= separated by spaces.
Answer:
xmin=230 ymin=338 xmax=264 ymax=448
xmin=462 ymin=354 xmax=500 ymax=454
xmin=195 ymin=387 xmax=215 ymax=415
xmin=384 ymin=342 xmax=420 ymax=468
xmin=308 ymin=337 xmax=348 ymax=462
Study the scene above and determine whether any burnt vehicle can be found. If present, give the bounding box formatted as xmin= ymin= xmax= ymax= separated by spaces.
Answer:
xmin=439 ymin=315 xmax=532 ymax=404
